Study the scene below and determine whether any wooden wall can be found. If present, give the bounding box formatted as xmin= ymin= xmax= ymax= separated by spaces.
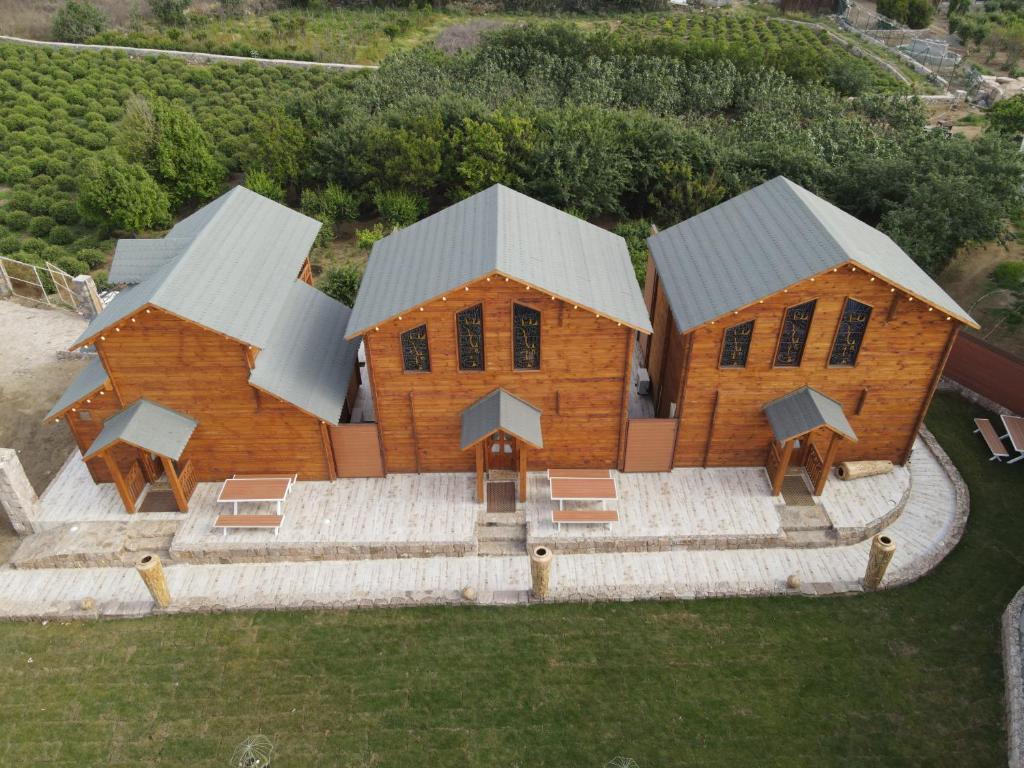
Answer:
xmin=363 ymin=276 xmax=635 ymax=473
xmin=64 ymin=393 xmax=135 ymax=483
xmin=654 ymin=265 xmax=960 ymax=467
xmin=89 ymin=308 xmax=331 ymax=482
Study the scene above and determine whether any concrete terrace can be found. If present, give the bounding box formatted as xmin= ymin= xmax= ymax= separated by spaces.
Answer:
xmin=0 ymin=429 xmax=965 ymax=619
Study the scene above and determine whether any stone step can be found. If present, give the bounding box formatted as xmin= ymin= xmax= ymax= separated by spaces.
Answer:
xmin=778 ymin=505 xmax=833 ymax=532
xmin=478 ymin=512 xmax=525 ymax=526
xmin=476 ymin=524 xmax=526 ymax=542
xmin=478 ymin=539 xmax=527 ymax=556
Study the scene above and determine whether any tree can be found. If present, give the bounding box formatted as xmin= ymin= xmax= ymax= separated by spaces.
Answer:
xmin=51 ymin=0 xmax=107 ymax=43
xmin=117 ymin=96 xmax=224 ymax=206
xmin=447 ymin=118 xmax=514 ymax=201
xmin=77 ymin=149 xmax=171 ymax=233
xmin=372 ymin=189 xmax=427 ymax=228
xmin=981 ymin=260 xmax=1024 ymax=337
xmin=243 ymin=169 xmax=284 ymax=202
xmin=989 ymin=94 xmax=1024 ymax=135
xmin=244 ymin=109 xmax=306 ymax=186
xmin=148 ymin=0 xmax=191 ymax=25
xmin=317 ymin=263 xmax=363 ymax=307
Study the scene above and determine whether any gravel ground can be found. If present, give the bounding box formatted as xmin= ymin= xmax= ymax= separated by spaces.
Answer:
xmin=0 ymin=299 xmax=88 ymax=561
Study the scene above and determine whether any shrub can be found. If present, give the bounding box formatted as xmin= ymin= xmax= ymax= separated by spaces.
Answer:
xmin=356 ymin=223 xmax=385 ymax=250
xmin=301 ymin=184 xmax=359 ymax=221
xmin=5 ymin=164 xmax=31 ymax=183
xmin=613 ymin=219 xmax=652 ymax=286
xmin=6 ymin=210 xmax=30 ymax=231
xmin=317 ymin=263 xmax=362 ymax=307
xmin=77 ymin=149 xmax=171 ymax=233
xmin=52 ymin=1 xmax=107 ymax=43
xmin=28 ymin=215 xmax=54 ymax=237
xmin=219 ymin=0 xmax=245 ymax=16
xmin=47 ymin=224 xmax=75 ymax=245
xmin=373 ymin=189 xmax=427 ymax=228
xmin=313 ymin=212 xmax=335 ymax=248
xmin=0 ymin=234 xmax=21 ymax=253
xmin=50 ymin=199 xmax=79 ymax=224
xmin=76 ymin=248 xmax=107 ymax=269
xmin=56 ymin=254 xmax=89 ymax=275
xmin=988 ymin=94 xmax=1024 ymax=135
xmin=93 ymin=269 xmax=111 ymax=291
xmin=243 ymin=169 xmax=283 ymax=201
xmin=148 ymin=0 xmax=192 ymax=25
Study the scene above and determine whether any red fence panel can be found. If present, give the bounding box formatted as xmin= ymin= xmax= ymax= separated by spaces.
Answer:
xmin=945 ymin=334 xmax=1024 ymax=414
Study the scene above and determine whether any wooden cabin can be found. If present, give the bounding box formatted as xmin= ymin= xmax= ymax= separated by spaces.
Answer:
xmin=641 ymin=176 xmax=978 ymax=492
xmin=46 ymin=187 xmax=360 ymax=513
xmin=344 ymin=184 xmax=653 ymax=500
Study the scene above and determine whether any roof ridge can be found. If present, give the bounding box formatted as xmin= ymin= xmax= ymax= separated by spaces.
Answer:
xmin=774 ymin=178 xmax=850 ymax=270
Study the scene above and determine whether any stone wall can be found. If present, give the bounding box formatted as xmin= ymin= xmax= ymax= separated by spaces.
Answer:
xmin=1004 ymin=585 xmax=1024 ymax=768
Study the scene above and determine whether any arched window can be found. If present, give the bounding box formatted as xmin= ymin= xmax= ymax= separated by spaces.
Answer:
xmin=400 ymin=324 xmax=430 ymax=372
xmin=829 ymin=298 xmax=872 ymax=367
xmin=774 ymin=300 xmax=816 ymax=367
xmin=456 ymin=304 xmax=485 ymax=371
xmin=512 ymin=304 xmax=541 ymax=370
xmin=720 ymin=320 xmax=754 ymax=368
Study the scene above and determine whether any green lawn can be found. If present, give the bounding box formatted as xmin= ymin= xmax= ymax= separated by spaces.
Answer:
xmin=0 ymin=392 xmax=1021 ymax=766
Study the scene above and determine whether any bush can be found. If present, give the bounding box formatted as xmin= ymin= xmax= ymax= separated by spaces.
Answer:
xmin=93 ymin=269 xmax=111 ymax=292
xmin=313 ymin=212 xmax=335 ymax=248
xmin=55 ymin=254 xmax=89 ymax=275
xmin=148 ymin=0 xmax=192 ymax=25
xmin=76 ymin=247 xmax=107 ymax=269
xmin=244 ymin=169 xmax=284 ymax=201
xmin=52 ymin=1 xmax=107 ymax=43
xmin=988 ymin=94 xmax=1024 ymax=135
xmin=5 ymin=165 xmax=31 ymax=184
xmin=47 ymin=224 xmax=75 ymax=245
xmin=613 ymin=219 xmax=651 ymax=286
xmin=317 ymin=263 xmax=363 ymax=307
xmin=6 ymin=210 xmax=30 ymax=231
xmin=28 ymin=215 xmax=54 ymax=237
xmin=356 ymin=223 xmax=385 ymax=250
xmin=0 ymin=234 xmax=21 ymax=254
xmin=373 ymin=189 xmax=427 ymax=228
xmin=301 ymin=184 xmax=359 ymax=221
xmin=77 ymin=149 xmax=171 ymax=233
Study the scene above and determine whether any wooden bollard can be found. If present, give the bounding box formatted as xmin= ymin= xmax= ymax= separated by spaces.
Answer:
xmin=836 ymin=460 xmax=894 ymax=481
xmin=136 ymin=554 xmax=171 ymax=608
xmin=530 ymin=546 xmax=552 ymax=600
xmin=863 ymin=534 xmax=896 ymax=590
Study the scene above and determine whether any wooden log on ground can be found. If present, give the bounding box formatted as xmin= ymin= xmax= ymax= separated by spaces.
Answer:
xmin=136 ymin=554 xmax=171 ymax=608
xmin=863 ymin=534 xmax=896 ymax=590
xmin=530 ymin=545 xmax=552 ymax=600
xmin=836 ymin=460 xmax=894 ymax=481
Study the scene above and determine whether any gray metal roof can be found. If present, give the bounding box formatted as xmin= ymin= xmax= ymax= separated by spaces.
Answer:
xmin=460 ymin=388 xmax=543 ymax=450
xmin=45 ymin=357 xmax=109 ymax=421
xmin=648 ymin=176 xmax=978 ymax=333
xmin=762 ymin=386 xmax=857 ymax=443
xmin=73 ymin=186 xmax=322 ymax=349
xmin=249 ymin=281 xmax=360 ymax=424
xmin=109 ymin=238 xmax=190 ymax=284
xmin=83 ymin=399 xmax=198 ymax=461
xmin=346 ymin=184 xmax=653 ymax=338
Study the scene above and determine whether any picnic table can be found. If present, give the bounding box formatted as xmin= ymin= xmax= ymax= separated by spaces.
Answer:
xmin=216 ymin=475 xmax=296 ymax=515
xmin=1001 ymin=415 xmax=1024 ymax=465
xmin=548 ymin=476 xmax=617 ymax=510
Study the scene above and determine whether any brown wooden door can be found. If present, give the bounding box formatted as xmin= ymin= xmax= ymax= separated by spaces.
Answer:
xmin=622 ymin=418 xmax=676 ymax=472
xmin=488 ymin=431 xmax=516 ymax=470
xmin=329 ymin=423 xmax=385 ymax=477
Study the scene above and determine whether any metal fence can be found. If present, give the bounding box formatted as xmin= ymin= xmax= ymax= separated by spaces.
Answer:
xmin=0 ymin=255 xmax=76 ymax=309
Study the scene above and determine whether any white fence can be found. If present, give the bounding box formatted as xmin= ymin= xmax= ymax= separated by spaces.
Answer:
xmin=0 ymin=256 xmax=76 ymax=309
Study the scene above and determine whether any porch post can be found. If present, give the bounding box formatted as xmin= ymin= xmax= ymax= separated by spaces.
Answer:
xmin=814 ymin=432 xmax=842 ymax=496
xmin=102 ymin=450 xmax=136 ymax=514
xmin=771 ymin=437 xmax=795 ymax=496
xmin=518 ymin=443 xmax=528 ymax=503
xmin=160 ymin=456 xmax=189 ymax=512
xmin=475 ymin=443 xmax=485 ymax=503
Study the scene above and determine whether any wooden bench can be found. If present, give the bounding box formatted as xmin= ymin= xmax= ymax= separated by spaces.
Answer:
xmin=213 ymin=514 xmax=284 ymax=537
xmin=552 ymin=509 xmax=619 ymax=531
xmin=974 ymin=418 xmax=1010 ymax=461
xmin=547 ymin=468 xmax=612 ymax=480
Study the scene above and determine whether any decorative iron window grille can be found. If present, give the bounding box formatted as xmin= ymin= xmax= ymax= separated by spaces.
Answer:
xmin=829 ymin=298 xmax=872 ymax=367
xmin=512 ymin=304 xmax=541 ymax=370
xmin=720 ymin=320 xmax=754 ymax=368
xmin=456 ymin=304 xmax=485 ymax=371
xmin=401 ymin=324 xmax=430 ymax=372
xmin=774 ymin=300 xmax=816 ymax=367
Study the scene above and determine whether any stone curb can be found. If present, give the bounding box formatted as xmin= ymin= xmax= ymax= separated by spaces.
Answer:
xmin=1004 ymin=586 xmax=1024 ymax=768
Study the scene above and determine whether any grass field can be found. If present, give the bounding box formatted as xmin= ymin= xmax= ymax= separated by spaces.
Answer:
xmin=0 ymin=391 xmax=1020 ymax=767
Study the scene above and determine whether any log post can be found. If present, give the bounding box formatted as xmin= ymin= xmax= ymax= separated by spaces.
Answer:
xmin=836 ymin=460 xmax=895 ymax=481
xmin=160 ymin=456 xmax=188 ymax=512
xmin=103 ymin=450 xmax=136 ymax=514
xmin=771 ymin=438 xmax=795 ymax=496
xmin=814 ymin=432 xmax=842 ymax=496
xmin=518 ymin=443 xmax=528 ymax=504
xmin=136 ymin=554 xmax=171 ymax=608
xmin=530 ymin=545 xmax=552 ymax=600
xmin=863 ymin=534 xmax=896 ymax=590
xmin=475 ymin=443 xmax=484 ymax=503
xmin=0 ymin=448 xmax=40 ymax=535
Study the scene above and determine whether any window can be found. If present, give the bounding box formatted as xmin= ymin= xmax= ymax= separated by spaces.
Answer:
xmin=400 ymin=324 xmax=430 ymax=372
xmin=720 ymin=320 xmax=754 ymax=368
xmin=829 ymin=298 xmax=872 ymax=367
xmin=512 ymin=303 xmax=541 ymax=370
xmin=456 ymin=304 xmax=485 ymax=371
xmin=774 ymin=300 xmax=816 ymax=367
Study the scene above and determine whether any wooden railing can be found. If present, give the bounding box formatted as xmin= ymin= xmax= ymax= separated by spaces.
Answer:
xmin=765 ymin=441 xmax=782 ymax=479
xmin=178 ymin=460 xmax=198 ymax=503
xmin=803 ymin=442 xmax=825 ymax=493
xmin=125 ymin=460 xmax=146 ymax=506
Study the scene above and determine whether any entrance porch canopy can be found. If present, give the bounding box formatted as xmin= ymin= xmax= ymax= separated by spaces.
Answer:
xmin=762 ymin=386 xmax=857 ymax=496
xmin=84 ymin=399 xmax=198 ymax=513
xmin=461 ymin=389 xmax=542 ymax=503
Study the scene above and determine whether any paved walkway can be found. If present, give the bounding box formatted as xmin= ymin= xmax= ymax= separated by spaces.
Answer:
xmin=0 ymin=35 xmax=376 ymax=70
xmin=0 ymin=429 xmax=965 ymax=619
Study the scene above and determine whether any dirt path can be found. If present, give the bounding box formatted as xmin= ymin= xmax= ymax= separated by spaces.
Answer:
xmin=0 ymin=300 xmax=88 ymax=561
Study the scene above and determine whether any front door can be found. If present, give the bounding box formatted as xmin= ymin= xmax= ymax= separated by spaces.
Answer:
xmin=489 ymin=431 xmax=516 ymax=470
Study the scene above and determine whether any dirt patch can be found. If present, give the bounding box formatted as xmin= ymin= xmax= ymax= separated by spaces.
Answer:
xmin=435 ymin=19 xmax=510 ymax=54
xmin=0 ymin=299 xmax=89 ymax=560
xmin=0 ymin=0 xmax=151 ymax=38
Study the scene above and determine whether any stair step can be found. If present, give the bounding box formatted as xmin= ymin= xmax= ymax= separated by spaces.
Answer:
xmin=476 ymin=524 xmax=526 ymax=542
xmin=479 ymin=512 xmax=525 ymax=526
xmin=478 ymin=540 xmax=527 ymax=556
